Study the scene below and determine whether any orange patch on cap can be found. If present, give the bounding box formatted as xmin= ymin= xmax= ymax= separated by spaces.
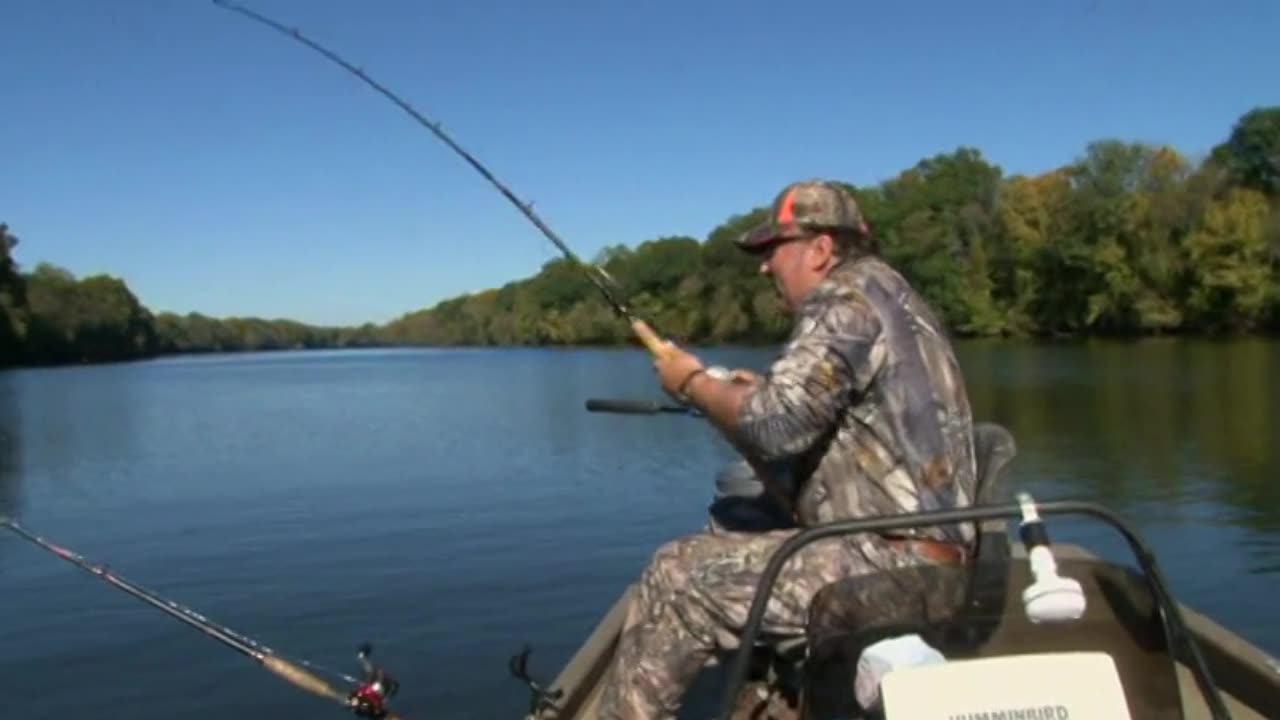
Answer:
xmin=776 ymin=187 xmax=797 ymax=225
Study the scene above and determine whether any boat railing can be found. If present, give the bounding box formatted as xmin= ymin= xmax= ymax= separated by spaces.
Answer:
xmin=716 ymin=497 xmax=1233 ymax=720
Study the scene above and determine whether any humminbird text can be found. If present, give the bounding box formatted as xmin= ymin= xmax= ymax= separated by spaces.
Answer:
xmin=949 ymin=706 xmax=1070 ymax=720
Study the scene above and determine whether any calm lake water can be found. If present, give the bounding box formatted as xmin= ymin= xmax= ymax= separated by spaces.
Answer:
xmin=1 ymin=339 xmax=1276 ymax=719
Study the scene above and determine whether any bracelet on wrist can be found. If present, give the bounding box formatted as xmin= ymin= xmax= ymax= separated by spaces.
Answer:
xmin=677 ymin=367 xmax=707 ymax=397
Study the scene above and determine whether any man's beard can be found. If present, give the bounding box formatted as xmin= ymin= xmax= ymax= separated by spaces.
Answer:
xmin=772 ymin=274 xmax=792 ymax=310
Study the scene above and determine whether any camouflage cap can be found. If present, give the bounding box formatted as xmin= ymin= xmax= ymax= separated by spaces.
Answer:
xmin=736 ymin=179 xmax=869 ymax=252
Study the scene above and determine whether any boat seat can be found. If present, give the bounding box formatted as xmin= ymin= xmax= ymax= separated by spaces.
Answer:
xmin=734 ymin=423 xmax=1018 ymax=700
xmin=790 ymin=423 xmax=1186 ymax=719
xmin=802 ymin=562 xmax=974 ymax=716
xmin=792 ymin=422 xmax=1020 ymax=715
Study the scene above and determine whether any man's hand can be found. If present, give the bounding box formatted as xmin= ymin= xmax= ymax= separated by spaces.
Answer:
xmin=653 ymin=344 xmax=761 ymax=441
xmin=653 ymin=341 xmax=705 ymax=398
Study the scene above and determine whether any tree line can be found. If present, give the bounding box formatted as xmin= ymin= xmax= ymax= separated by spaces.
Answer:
xmin=2 ymin=106 xmax=1277 ymax=368
xmin=0 ymin=250 xmax=385 ymax=367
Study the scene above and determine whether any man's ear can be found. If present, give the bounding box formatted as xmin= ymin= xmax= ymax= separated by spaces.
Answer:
xmin=807 ymin=233 xmax=835 ymax=271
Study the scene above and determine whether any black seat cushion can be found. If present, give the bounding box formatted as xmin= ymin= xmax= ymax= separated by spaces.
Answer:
xmin=803 ymin=562 xmax=973 ymax=716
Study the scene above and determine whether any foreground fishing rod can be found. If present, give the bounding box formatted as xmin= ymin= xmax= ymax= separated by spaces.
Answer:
xmin=210 ymin=0 xmax=671 ymax=359
xmin=2 ymin=518 xmax=404 ymax=719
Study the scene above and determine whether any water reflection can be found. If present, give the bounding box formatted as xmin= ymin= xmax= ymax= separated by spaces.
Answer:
xmin=957 ymin=337 xmax=1278 ymax=572
xmin=0 ymin=371 xmax=21 ymax=520
xmin=16 ymin=364 xmax=143 ymax=512
xmin=0 ymin=371 xmax=23 ymax=579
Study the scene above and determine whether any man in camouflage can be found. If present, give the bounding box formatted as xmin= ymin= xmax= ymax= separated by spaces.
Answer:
xmin=594 ymin=179 xmax=978 ymax=720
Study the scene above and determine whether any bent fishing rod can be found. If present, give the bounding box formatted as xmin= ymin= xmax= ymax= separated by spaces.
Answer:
xmin=210 ymin=0 xmax=671 ymax=359
xmin=1 ymin=518 xmax=404 ymax=720
xmin=211 ymin=0 xmax=802 ymax=539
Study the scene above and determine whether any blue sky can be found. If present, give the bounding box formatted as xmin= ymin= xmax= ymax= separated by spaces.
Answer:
xmin=3 ymin=0 xmax=1276 ymax=327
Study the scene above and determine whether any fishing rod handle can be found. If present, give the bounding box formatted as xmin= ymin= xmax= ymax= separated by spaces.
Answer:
xmin=585 ymin=398 xmax=686 ymax=414
xmin=261 ymin=655 xmax=347 ymax=703
xmin=630 ymin=319 xmax=670 ymax=357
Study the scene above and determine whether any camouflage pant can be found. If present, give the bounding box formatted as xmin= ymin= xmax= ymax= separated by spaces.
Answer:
xmin=594 ymin=523 xmax=930 ymax=720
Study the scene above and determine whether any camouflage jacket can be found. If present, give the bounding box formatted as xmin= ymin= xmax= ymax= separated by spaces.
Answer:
xmin=735 ymin=256 xmax=977 ymax=541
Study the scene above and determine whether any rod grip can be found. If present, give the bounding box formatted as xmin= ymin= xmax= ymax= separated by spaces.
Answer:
xmin=585 ymin=398 xmax=685 ymax=414
xmin=261 ymin=655 xmax=346 ymax=702
xmin=630 ymin=319 xmax=669 ymax=357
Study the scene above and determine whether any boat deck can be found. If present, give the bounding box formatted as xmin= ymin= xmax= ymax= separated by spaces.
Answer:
xmin=542 ymin=543 xmax=1279 ymax=719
